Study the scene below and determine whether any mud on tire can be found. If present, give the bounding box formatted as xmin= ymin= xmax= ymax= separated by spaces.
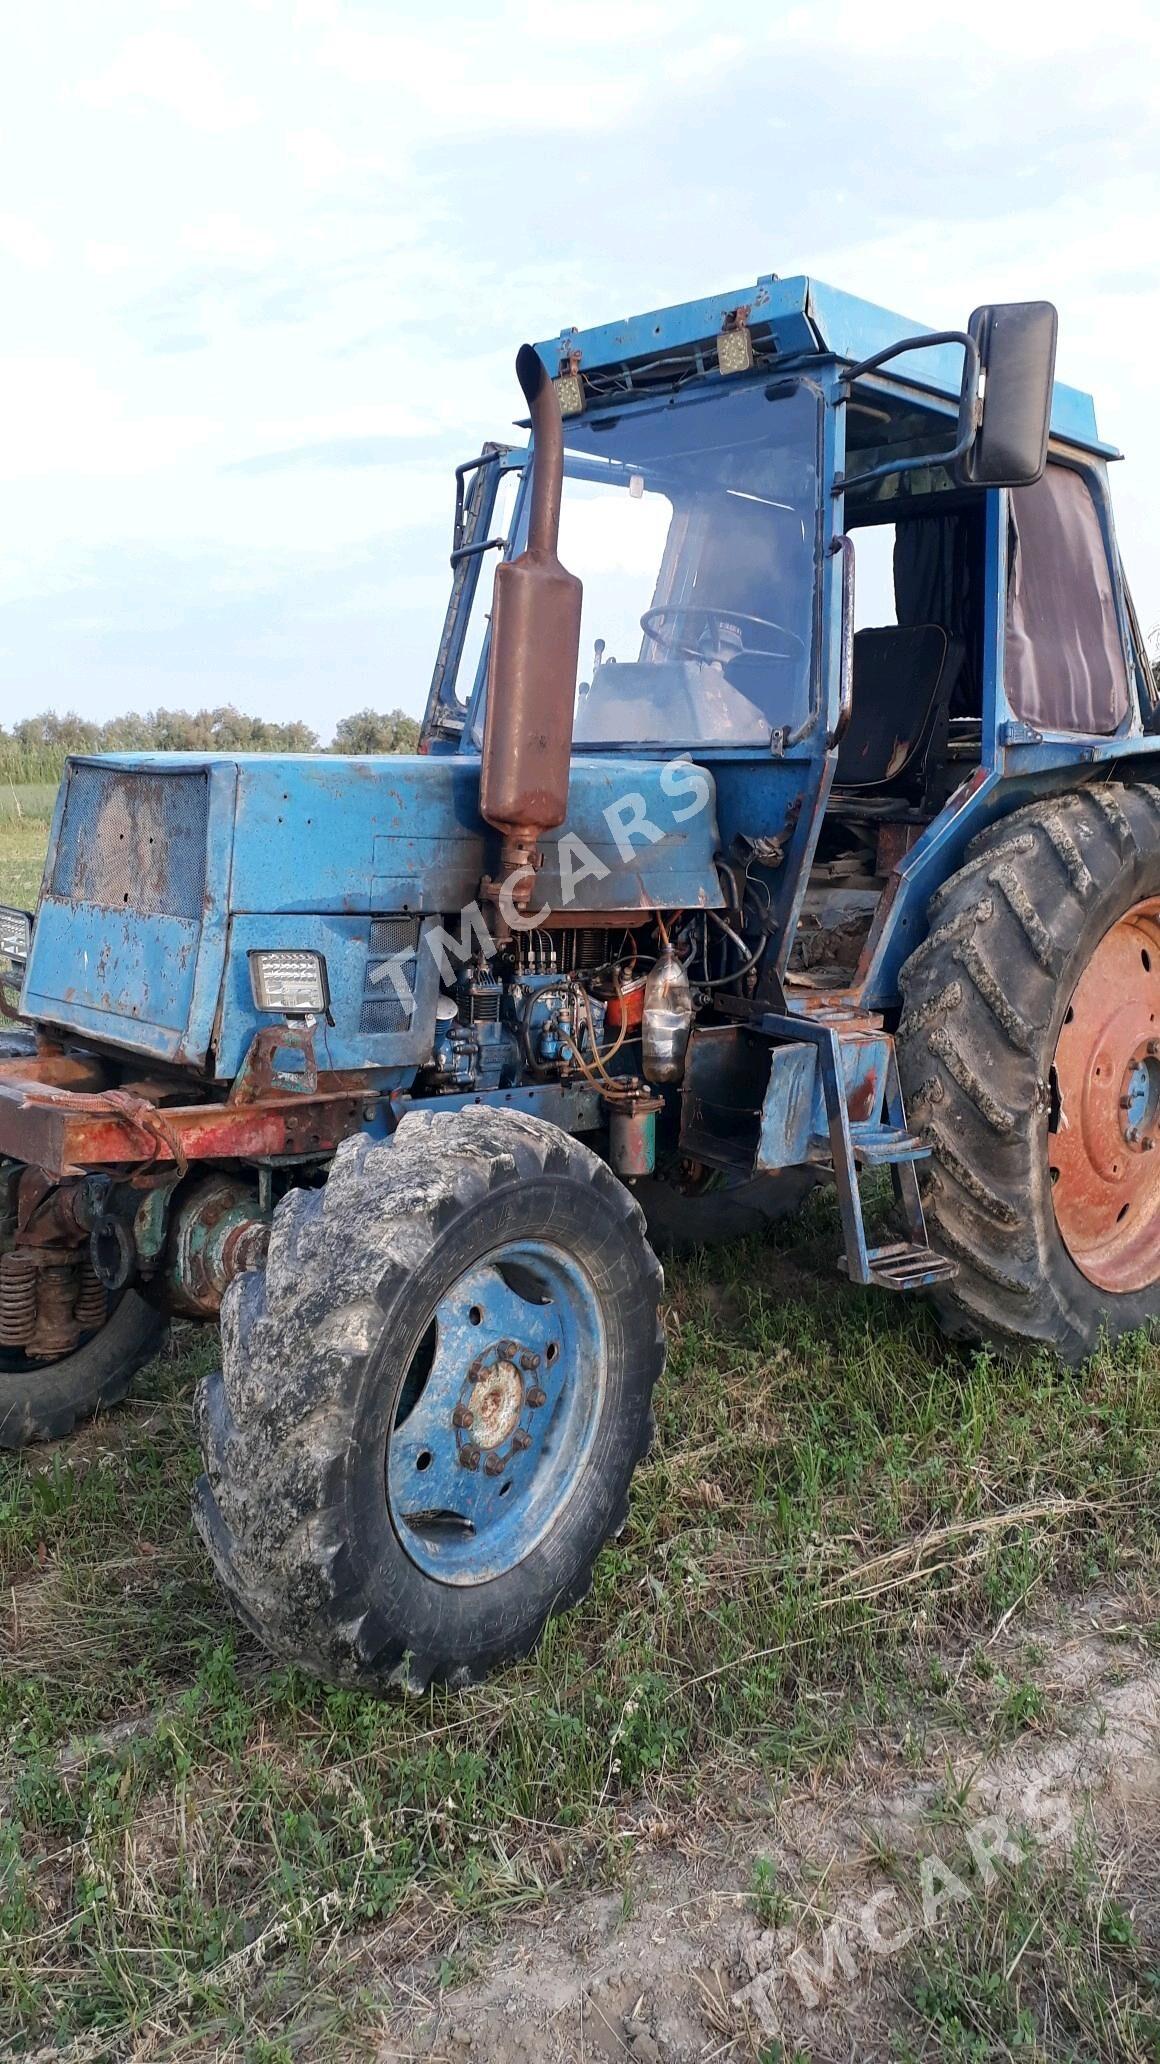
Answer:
xmin=193 ymin=1107 xmax=665 ymax=1693
xmin=897 ymin=781 xmax=1160 ymax=1361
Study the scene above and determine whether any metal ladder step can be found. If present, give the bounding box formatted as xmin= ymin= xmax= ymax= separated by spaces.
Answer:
xmin=839 ymin=1241 xmax=958 ymax=1290
xmin=847 ymin=1122 xmax=930 ymax=1167
xmin=750 ymin=1008 xmax=951 ymax=1295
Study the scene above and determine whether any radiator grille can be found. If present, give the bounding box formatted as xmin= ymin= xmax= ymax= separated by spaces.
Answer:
xmin=51 ymin=766 xmax=209 ymax=921
xmin=361 ymin=916 xmax=422 ymax=1034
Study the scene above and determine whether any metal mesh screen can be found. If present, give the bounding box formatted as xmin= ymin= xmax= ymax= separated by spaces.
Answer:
xmin=361 ymin=916 xmax=422 ymax=1034
xmin=360 ymin=995 xmax=415 ymax=1033
xmin=51 ymin=766 xmax=209 ymax=921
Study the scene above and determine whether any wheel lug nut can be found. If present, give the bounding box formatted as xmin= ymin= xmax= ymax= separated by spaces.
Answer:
xmin=512 ymin=1428 xmax=532 ymax=1451
xmin=459 ymin=1444 xmax=480 ymax=1471
xmin=501 ymin=1340 xmax=518 ymax=1357
xmin=520 ymin=1351 xmax=540 ymax=1370
xmin=452 ymin=1405 xmax=474 ymax=1430
xmin=483 ymin=1453 xmax=505 ymax=1477
xmin=526 ymin=1386 xmax=547 ymax=1409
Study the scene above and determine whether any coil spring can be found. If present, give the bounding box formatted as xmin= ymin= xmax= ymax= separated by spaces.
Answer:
xmin=0 ymin=1253 xmax=37 ymax=1348
xmin=74 ymin=1260 xmax=107 ymax=1334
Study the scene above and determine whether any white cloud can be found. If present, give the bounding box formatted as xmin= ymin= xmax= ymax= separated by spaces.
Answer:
xmin=181 ymin=213 xmax=277 ymax=264
xmin=0 ymin=357 xmax=219 ymax=481
xmin=75 ymin=30 xmax=257 ymax=132
xmin=249 ymin=401 xmax=440 ymax=444
xmin=0 ymin=214 xmax=54 ymax=270
xmin=1 ymin=0 xmax=1157 ymax=729
xmin=83 ymin=240 xmax=136 ymax=276
xmin=287 ymin=127 xmax=351 ymax=190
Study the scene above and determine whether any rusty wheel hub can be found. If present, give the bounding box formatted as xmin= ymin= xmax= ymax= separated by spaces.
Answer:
xmin=464 ymin=1342 xmax=527 ymax=1454
xmin=1050 ymin=895 xmax=1160 ymax=1292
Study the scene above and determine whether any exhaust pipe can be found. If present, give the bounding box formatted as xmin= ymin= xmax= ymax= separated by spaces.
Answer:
xmin=479 ymin=345 xmax=582 ymax=913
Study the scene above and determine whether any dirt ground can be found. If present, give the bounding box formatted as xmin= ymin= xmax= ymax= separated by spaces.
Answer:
xmin=376 ymin=1594 xmax=1160 ymax=2063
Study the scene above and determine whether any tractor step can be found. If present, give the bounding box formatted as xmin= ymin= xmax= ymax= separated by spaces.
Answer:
xmin=751 ymin=1009 xmax=953 ymax=1295
xmin=839 ymin=1241 xmax=958 ymax=1291
xmin=847 ymin=1122 xmax=930 ymax=1167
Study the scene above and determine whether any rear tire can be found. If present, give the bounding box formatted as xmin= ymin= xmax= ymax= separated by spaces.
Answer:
xmin=897 ymin=782 xmax=1160 ymax=1361
xmin=194 ymin=1108 xmax=665 ymax=1693
xmin=0 ymin=1291 xmax=168 ymax=1448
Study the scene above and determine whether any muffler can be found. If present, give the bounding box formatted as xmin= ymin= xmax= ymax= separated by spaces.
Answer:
xmin=479 ymin=346 xmax=582 ymax=914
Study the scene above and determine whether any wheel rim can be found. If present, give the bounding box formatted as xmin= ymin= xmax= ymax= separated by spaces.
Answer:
xmin=385 ymin=1239 xmax=607 ymax=1584
xmin=1050 ymin=895 xmax=1160 ymax=1293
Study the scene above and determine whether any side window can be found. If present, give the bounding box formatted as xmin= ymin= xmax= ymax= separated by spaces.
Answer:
xmin=453 ymin=469 xmax=522 ymax=708
xmin=1006 ymin=467 xmax=1130 ymax=735
xmin=852 ymin=523 xmax=898 ymax=631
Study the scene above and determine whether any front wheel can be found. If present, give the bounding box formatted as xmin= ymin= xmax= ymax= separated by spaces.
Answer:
xmin=898 ymin=782 xmax=1160 ymax=1361
xmin=194 ymin=1108 xmax=665 ymax=1692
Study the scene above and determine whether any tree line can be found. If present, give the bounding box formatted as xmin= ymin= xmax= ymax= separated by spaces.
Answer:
xmin=0 ymin=706 xmax=421 ymax=786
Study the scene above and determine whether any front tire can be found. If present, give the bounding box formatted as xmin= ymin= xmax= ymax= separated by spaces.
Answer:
xmin=194 ymin=1108 xmax=665 ymax=1693
xmin=898 ymin=782 xmax=1160 ymax=1361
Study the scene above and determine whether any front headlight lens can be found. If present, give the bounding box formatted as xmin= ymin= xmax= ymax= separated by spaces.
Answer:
xmin=0 ymin=908 xmax=32 ymax=965
xmin=249 ymin=949 xmax=328 ymax=1014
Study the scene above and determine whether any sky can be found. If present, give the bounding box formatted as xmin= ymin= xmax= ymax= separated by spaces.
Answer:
xmin=1 ymin=0 xmax=1157 ymax=741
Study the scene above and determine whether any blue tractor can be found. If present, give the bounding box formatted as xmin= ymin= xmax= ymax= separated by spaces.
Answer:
xmin=1 ymin=278 xmax=1156 ymax=1691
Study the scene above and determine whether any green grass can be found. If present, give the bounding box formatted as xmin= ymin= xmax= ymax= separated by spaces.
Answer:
xmin=0 ymin=799 xmax=51 ymax=913
xmin=1 ymin=1263 xmax=1158 ymax=2056
xmin=0 ymin=782 xmax=58 ymax=825
xmin=893 ymin=1830 xmax=1160 ymax=2062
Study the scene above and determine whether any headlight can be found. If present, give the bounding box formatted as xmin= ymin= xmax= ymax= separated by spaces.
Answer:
xmin=0 ymin=908 xmax=32 ymax=965
xmin=248 ymin=949 xmax=328 ymax=1015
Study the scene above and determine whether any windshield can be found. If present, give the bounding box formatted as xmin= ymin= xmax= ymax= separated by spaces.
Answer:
xmin=469 ymin=378 xmax=820 ymax=749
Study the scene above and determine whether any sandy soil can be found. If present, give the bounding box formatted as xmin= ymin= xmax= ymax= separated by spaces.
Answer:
xmin=373 ymin=1593 xmax=1160 ymax=2063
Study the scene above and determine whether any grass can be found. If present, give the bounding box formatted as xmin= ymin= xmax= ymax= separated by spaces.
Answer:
xmin=2 ymin=813 xmax=1159 ymax=2057
xmin=2 ymin=1266 xmax=1158 ymax=2056
xmin=0 ymin=791 xmax=53 ymax=911
xmin=893 ymin=1829 xmax=1160 ymax=2061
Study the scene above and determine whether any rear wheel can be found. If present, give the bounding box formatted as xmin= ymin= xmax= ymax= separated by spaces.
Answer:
xmin=0 ymin=1291 xmax=167 ymax=1447
xmin=898 ymin=782 xmax=1160 ymax=1360
xmin=194 ymin=1107 xmax=665 ymax=1692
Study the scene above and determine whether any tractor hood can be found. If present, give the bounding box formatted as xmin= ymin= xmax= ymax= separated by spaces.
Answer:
xmin=21 ymin=751 xmax=723 ymax=1075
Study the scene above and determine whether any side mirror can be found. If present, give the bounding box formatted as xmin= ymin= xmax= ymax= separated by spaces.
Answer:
xmin=955 ymin=302 xmax=1057 ymax=489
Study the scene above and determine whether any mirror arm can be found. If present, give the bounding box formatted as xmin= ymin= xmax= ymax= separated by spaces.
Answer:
xmin=834 ymin=330 xmax=981 ymax=495
xmin=843 ymin=328 xmax=977 ymax=385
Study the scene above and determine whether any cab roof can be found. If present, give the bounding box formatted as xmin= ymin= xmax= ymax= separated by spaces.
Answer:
xmin=535 ymin=273 xmax=1114 ymax=457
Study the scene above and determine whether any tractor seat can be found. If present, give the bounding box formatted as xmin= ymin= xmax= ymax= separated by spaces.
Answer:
xmin=836 ymin=625 xmax=966 ymax=794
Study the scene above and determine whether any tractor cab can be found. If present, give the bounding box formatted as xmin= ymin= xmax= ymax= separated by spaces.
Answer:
xmin=425 ymin=281 xmax=1150 ymax=1015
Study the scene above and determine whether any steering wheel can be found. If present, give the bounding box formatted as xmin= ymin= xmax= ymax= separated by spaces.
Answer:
xmin=640 ymin=604 xmax=804 ymax=664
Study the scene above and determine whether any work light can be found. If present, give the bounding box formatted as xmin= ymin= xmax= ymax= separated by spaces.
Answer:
xmin=248 ymin=950 xmax=328 ymax=1015
xmin=0 ymin=907 xmax=31 ymax=965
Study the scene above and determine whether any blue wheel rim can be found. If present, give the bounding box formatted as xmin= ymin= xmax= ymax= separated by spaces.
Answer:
xmin=385 ymin=1239 xmax=608 ymax=1584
